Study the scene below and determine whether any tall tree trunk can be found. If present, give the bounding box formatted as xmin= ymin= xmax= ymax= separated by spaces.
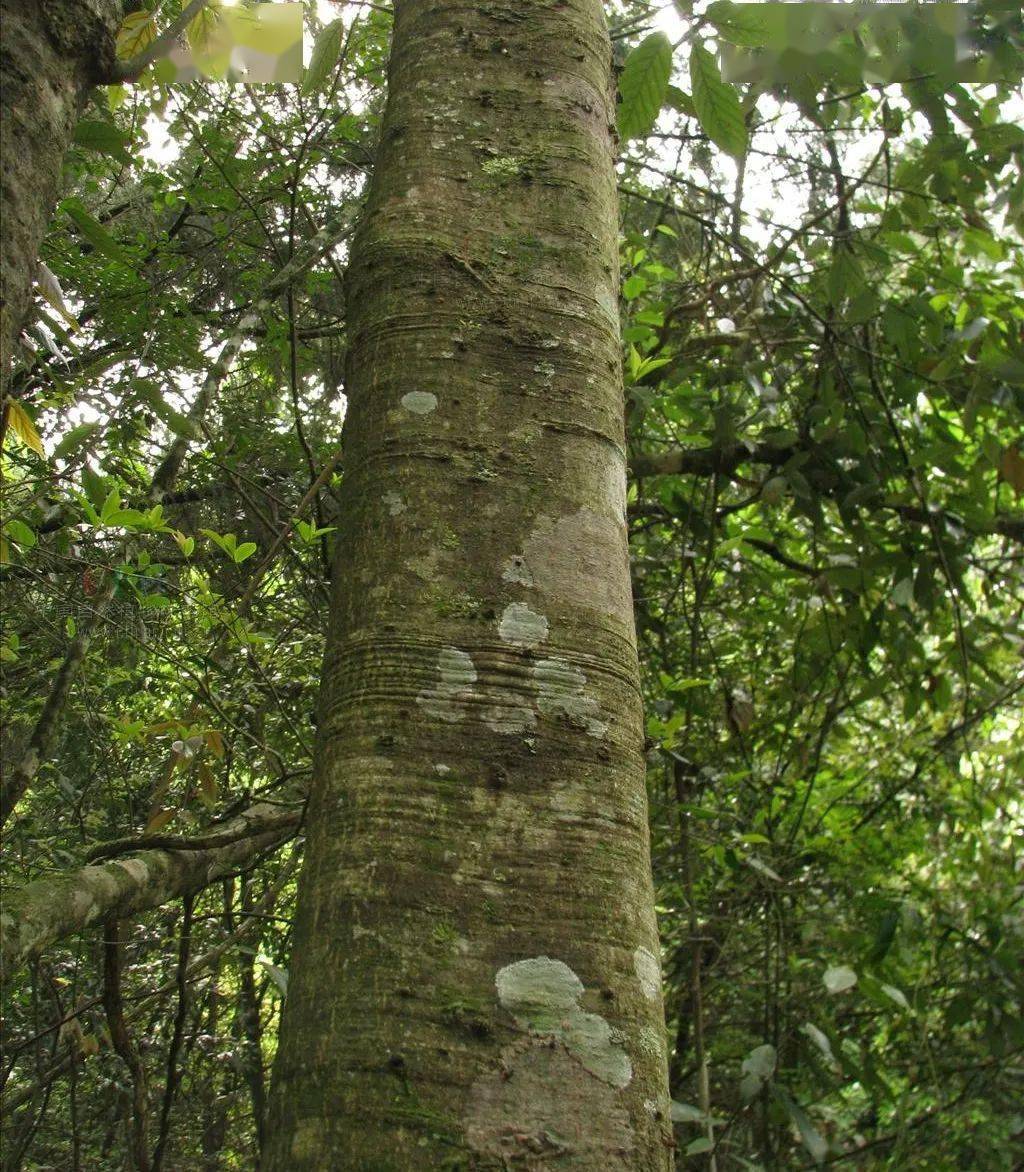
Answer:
xmin=264 ymin=2 xmax=672 ymax=1168
xmin=0 ymin=0 xmax=122 ymax=387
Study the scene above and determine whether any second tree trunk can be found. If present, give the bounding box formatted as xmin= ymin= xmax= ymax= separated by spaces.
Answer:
xmin=265 ymin=2 xmax=673 ymax=1167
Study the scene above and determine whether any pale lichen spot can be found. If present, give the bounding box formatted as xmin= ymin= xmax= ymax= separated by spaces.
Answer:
xmin=498 ymin=602 xmax=548 ymax=649
xmin=400 ymin=390 xmax=438 ymax=414
xmin=496 ymin=956 xmax=585 ymax=1020
xmin=535 ymin=657 xmax=608 ymax=738
xmin=382 ymin=491 xmax=406 ymax=516
xmin=416 ymin=647 xmax=477 ymax=722
xmin=433 ymin=763 xmax=452 ymax=776
xmin=483 ymin=701 xmax=536 ymax=736
xmin=501 ymin=554 xmax=534 ymax=587
xmin=115 ymin=858 xmax=150 ymax=885
xmin=633 ymin=946 xmax=661 ymax=1001
xmin=522 ymin=509 xmax=631 ymax=627
xmin=495 ymin=957 xmax=632 ymax=1088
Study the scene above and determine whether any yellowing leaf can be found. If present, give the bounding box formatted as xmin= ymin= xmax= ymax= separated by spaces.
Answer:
xmin=116 ymin=10 xmax=158 ymax=60
xmin=197 ymin=761 xmax=219 ymax=809
xmin=204 ymin=729 xmax=225 ymax=759
xmin=188 ymin=2 xmax=223 ymax=53
xmin=6 ymin=399 xmax=45 ymax=458
xmin=144 ymin=807 xmax=176 ymax=835
xmin=1000 ymin=444 xmax=1024 ymax=496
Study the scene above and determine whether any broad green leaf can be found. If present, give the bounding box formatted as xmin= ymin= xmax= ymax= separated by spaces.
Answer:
xmin=64 ymin=203 xmax=131 ymax=266
xmin=233 ymin=541 xmax=257 ymax=564
xmin=303 ymin=18 xmax=344 ymax=94
xmin=881 ymin=982 xmax=910 ymax=1010
xmin=685 ymin=1138 xmax=714 ymax=1155
xmin=72 ymin=120 xmax=133 ymax=166
xmin=53 ymin=422 xmax=99 ymax=461
xmin=4 ymin=519 xmax=37 ymax=549
xmin=670 ymin=1101 xmax=705 ymax=1123
xmin=256 ymin=956 xmax=289 ymax=995
xmin=742 ymin=1043 xmax=777 ymax=1080
xmin=828 ymin=243 xmax=865 ymax=307
xmin=706 ymin=0 xmax=773 ymax=47
xmin=188 ymin=2 xmax=223 ymax=53
xmin=775 ymin=1087 xmax=829 ymax=1164
xmin=664 ymin=84 xmax=696 ymax=117
xmin=618 ymin=33 xmax=673 ymax=142
xmin=690 ymin=44 xmax=747 ymax=158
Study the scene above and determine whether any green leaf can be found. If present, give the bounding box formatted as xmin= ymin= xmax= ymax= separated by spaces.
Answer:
xmin=100 ymin=488 xmax=122 ymax=523
xmin=256 ymin=956 xmax=289 ymax=995
xmin=72 ymin=120 xmax=132 ymax=166
xmin=774 ymin=1087 xmax=829 ymax=1164
xmin=64 ymin=203 xmax=131 ymax=266
xmin=690 ymin=44 xmax=747 ymax=158
xmin=4 ymin=519 xmax=37 ymax=549
xmin=233 ymin=541 xmax=257 ymax=564
xmin=670 ymin=1101 xmax=705 ymax=1124
xmin=618 ymin=33 xmax=674 ymax=142
xmin=664 ymin=84 xmax=696 ymax=117
xmin=303 ymin=18 xmax=344 ymax=94
xmin=53 ymin=422 xmax=99 ymax=461
xmin=828 ymin=244 xmax=866 ymax=307
xmin=706 ymin=0 xmax=773 ymax=48
xmin=685 ymin=1137 xmax=714 ymax=1155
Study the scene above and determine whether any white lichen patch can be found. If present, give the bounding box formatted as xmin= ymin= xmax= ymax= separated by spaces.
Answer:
xmin=498 ymin=603 xmax=548 ymax=649
xmin=495 ymin=957 xmax=632 ymax=1089
xmin=594 ymin=278 xmax=620 ymax=328
xmin=633 ymin=946 xmax=661 ymax=1001
xmin=416 ymin=647 xmax=477 ymax=723
xmin=603 ymin=451 xmax=629 ymax=522
xmin=400 ymin=390 xmax=438 ymax=414
xmin=501 ymin=554 xmax=534 ymax=587
xmin=483 ymin=701 xmax=536 ymax=736
xmin=115 ymin=858 xmax=150 ymax=885
xmin=534 ymin=657 xmax=608 ymax=738
xmin=433 ymin=763 xmax=451 ymax=776
xmin=382 ymin=491 xmax=406 ymax=516
xmin=522 ymin=509 xmax=631 ymax=627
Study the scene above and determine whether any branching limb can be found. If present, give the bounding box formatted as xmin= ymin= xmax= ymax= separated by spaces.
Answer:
xmin=1 ymin=804 xmax=300 ymax=979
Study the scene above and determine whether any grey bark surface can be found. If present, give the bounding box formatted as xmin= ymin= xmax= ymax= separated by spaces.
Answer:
xmin=0 ymin=0 xmax=123 ymax=387
xmin=264 ymin=1 xmax=673 ymax=1168
xmin=0 ymin=804 xmax=298 ymax=979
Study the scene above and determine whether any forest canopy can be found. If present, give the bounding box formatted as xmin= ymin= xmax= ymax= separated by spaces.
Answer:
xmin=1 ymin=1 xmax=1022 ymax=1168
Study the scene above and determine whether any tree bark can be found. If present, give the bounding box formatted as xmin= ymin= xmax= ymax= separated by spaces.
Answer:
xmin=0 ymin=804 xmax=299 ymax=978
xmin=0 ymin=0 xmax=123 ymax=387
xmin=264 ymin=2 xmax=673 ymax=1168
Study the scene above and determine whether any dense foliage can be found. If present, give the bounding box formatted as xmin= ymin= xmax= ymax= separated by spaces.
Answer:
xmin=1 ymin=1 xmax=1021 ymax=1168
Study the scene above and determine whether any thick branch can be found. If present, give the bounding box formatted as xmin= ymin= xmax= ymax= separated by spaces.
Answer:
xmin=0 ymin=804 xmax=300 ymax=979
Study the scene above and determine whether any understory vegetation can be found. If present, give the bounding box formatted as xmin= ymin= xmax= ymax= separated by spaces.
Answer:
xmin=1 ymin=1 xmax=1022 ymax=1167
